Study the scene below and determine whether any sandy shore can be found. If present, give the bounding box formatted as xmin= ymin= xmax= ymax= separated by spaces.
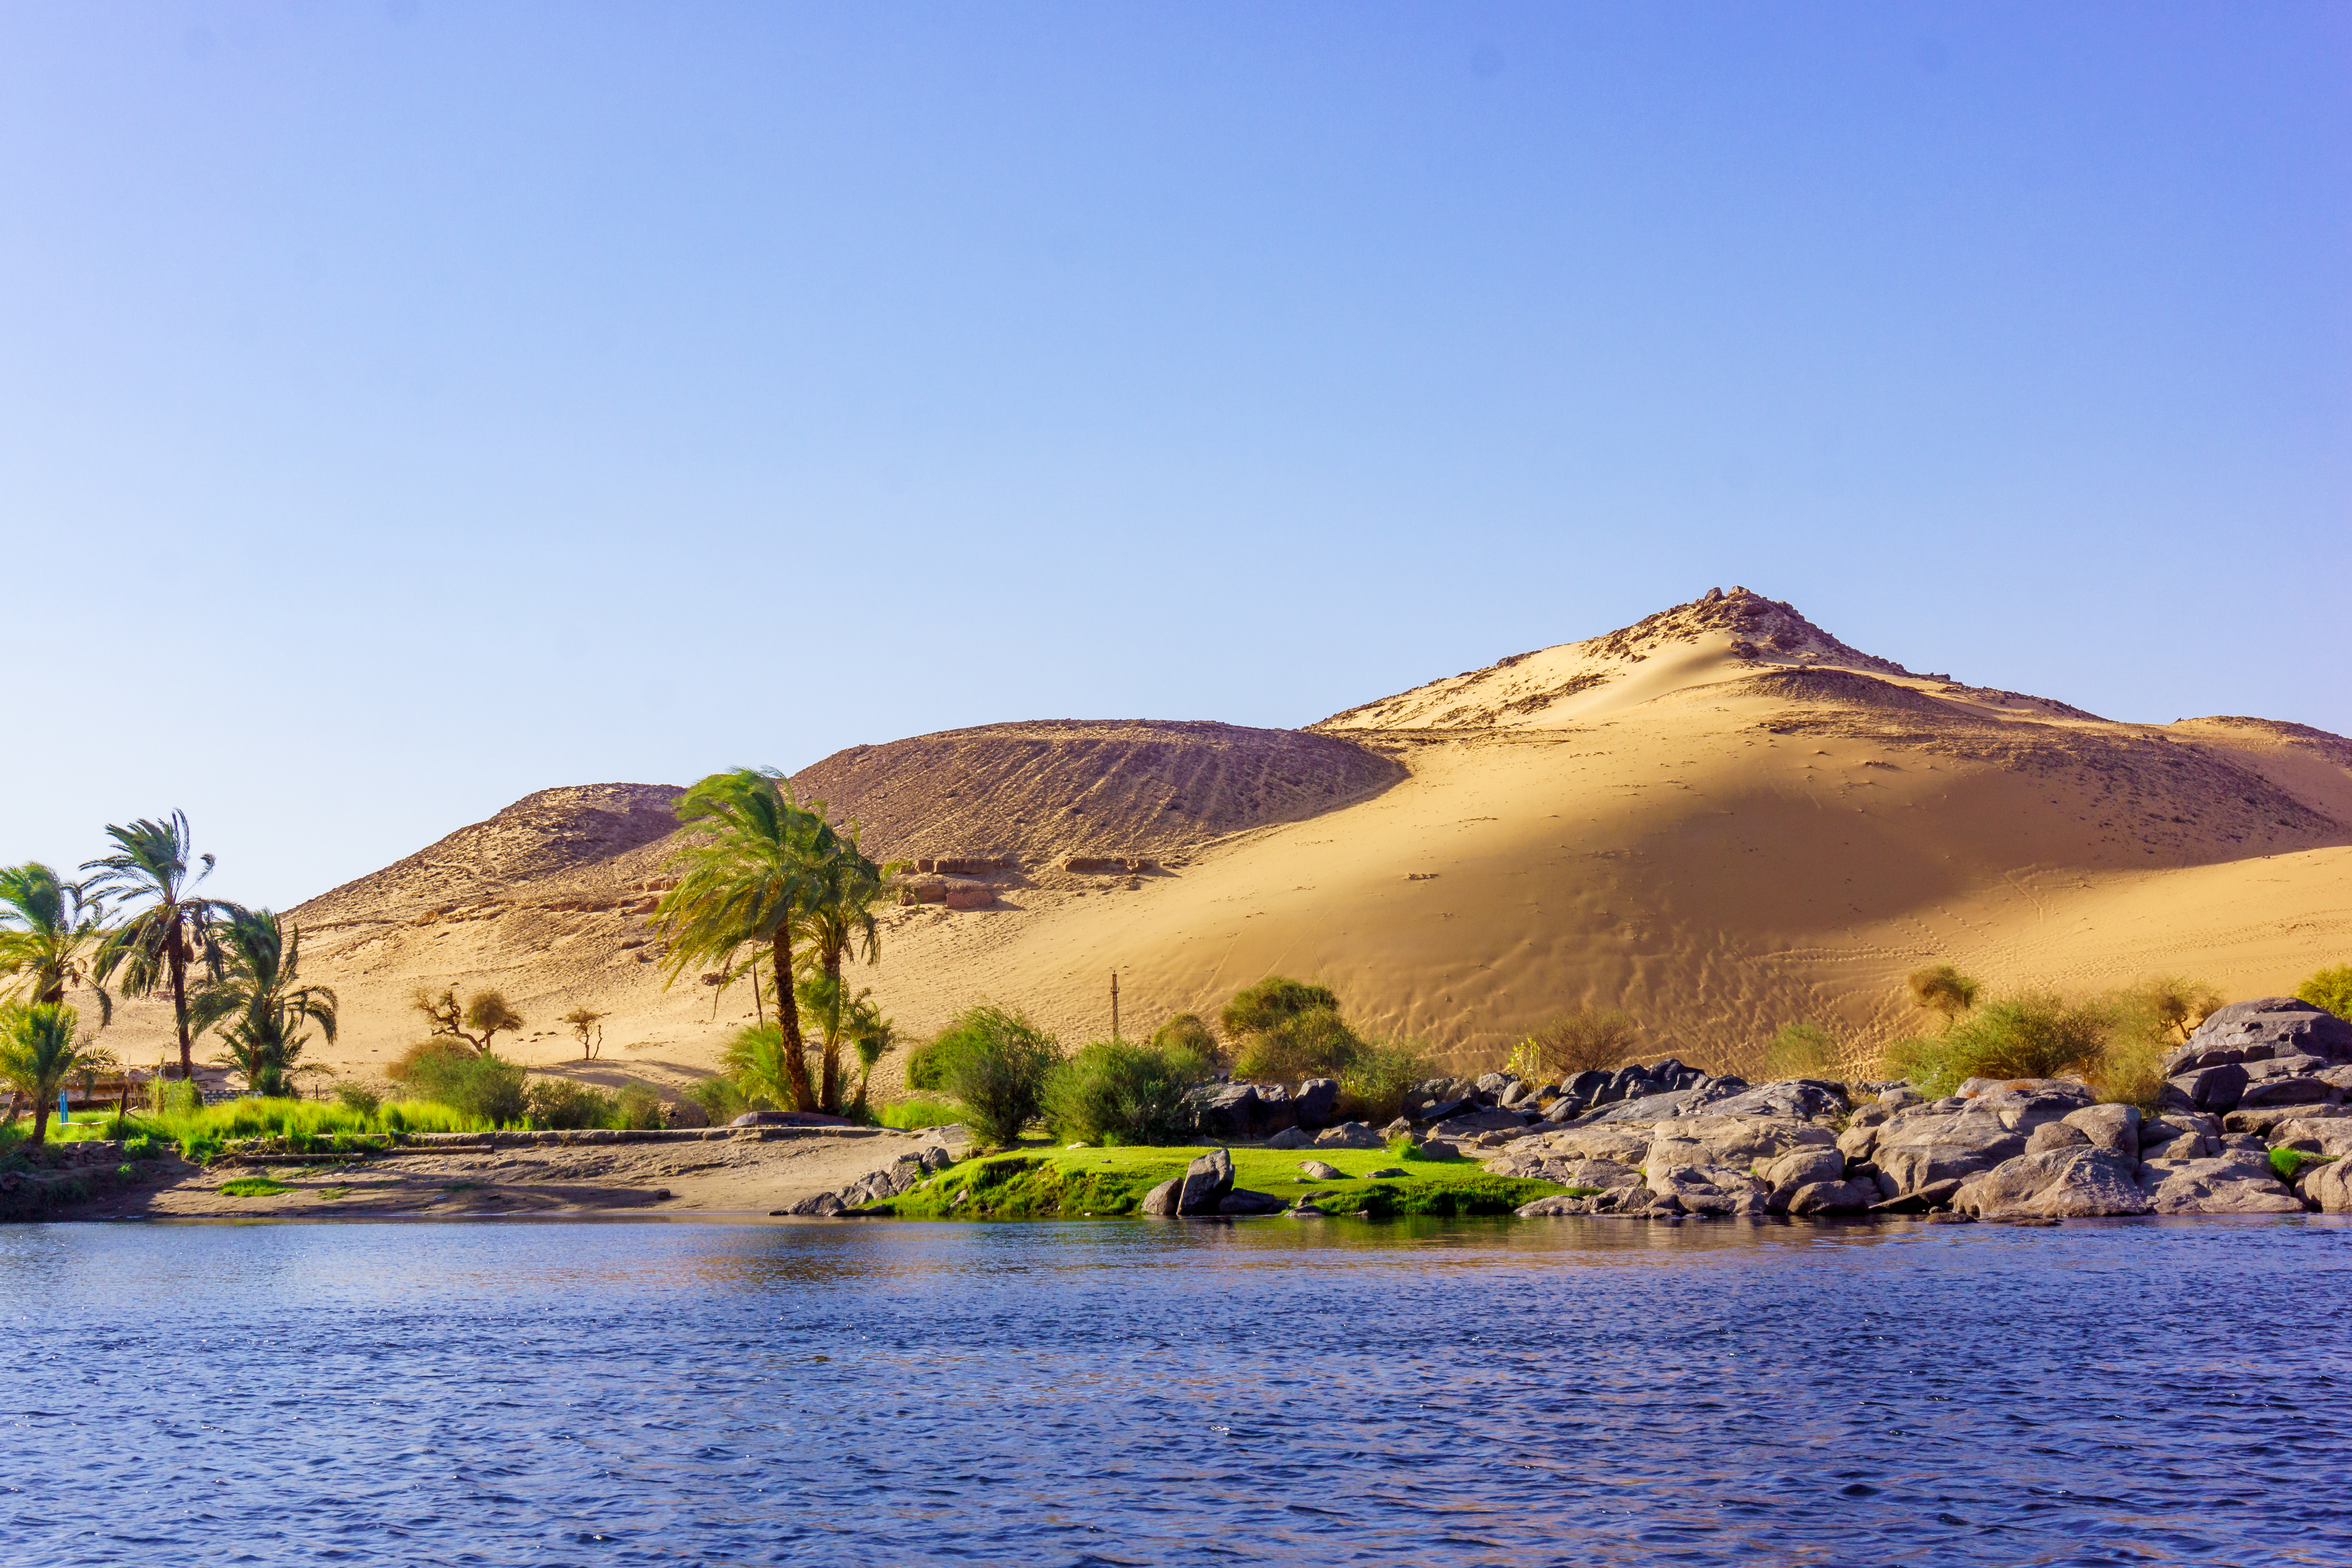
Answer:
xmin=51 ymin=1128 xmax=951 ymax=1221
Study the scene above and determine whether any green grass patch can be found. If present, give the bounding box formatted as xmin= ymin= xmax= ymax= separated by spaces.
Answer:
xmin=2271 ymin=1147 xmax=2340 ymax=1182
xmin=874 ymin=1094 xmax=969 ymax=1131
xmin=218 ymin=1176 xmax=295 ymax=1198
xmin=867 ymin=1141 xmax=1561 ymax=1220
xmin=55 ymin=1099 xmax=489 ymax=1164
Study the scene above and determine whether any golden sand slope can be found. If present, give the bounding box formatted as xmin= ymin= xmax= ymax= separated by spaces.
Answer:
xmin=80 ymin=590 xmax=2352 ymax=1090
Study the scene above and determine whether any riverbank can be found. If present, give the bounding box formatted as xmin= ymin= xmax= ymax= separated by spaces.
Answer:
xmin=2 ymin=1125 xmax=960 ymax=1220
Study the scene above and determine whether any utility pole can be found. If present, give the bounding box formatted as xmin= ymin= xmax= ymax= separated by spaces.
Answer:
xmin=1110 ymin=970 xmax=1121 ymax=1041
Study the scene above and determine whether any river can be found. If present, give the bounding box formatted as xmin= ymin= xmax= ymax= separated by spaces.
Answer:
xmin=5 ymin=1215 xmax=2348 ymax=1566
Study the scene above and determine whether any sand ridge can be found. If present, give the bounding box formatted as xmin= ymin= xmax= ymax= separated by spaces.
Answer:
xmin=73 ymin=588 xmax=2352 ymax=1092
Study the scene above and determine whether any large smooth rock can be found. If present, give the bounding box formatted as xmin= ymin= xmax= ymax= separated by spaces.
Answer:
xmin=1759 ymin=1146 xmax=1845 ymax=1191
xmin=1786 ymin=1179 xmax=1874 ymax=1215
xmin=1313 ymin=1121 xmax=1387 ymax=1150
xmin=1186 ymin=1084 xmax=1260 ymax=1138
xmin=2236 ymin=1076 xmax=2339 ymax=1110
xmin=1427 ymin=1108 xmax=1533 ymax=1137
xmin=1955 ymin=1079 xmax=2098 ymax=1127
xmin=1836 ymin=1123 xmax=1880 ymax=1162
xmin=1262 ymin=1126 xmax=1313 ymax=1150
xmin=1293 ymin=1078 xmax=1340 ymax=1128
xmin=1140 ymin=1179 xmax=1183 ymax=1216
xmin=1415 ymin=1096 xmax=1479 ymax=1125
xmin=2138 ymin=1152 xmax=2305 ymax=1215
xmin=1483 ymin=1153 xmax=1645 ymax=1189
xmin=1579 ymin=1089 xmax=1703 ymax=1125
xmin=1177 ymin=1148 xmax=1236 ymax=1215
xmin=1513 ymin=1125 xmax=1653 ymax=1165
xmin=1647 ymin=1117 xmax=1834 ymax=1178
xmin=2266 ymin=1115 xmax=2352 ymax=1157
xmin=1299 ymin=1159 xmax=1344 ymax=1180
xmin=2024 ymin=1121 xmax=2092 ymax=1157
xmin=2162 ymin=1063 xmax=2250 ymax=1115
xmin=1955 ymin=1148 xmax=2151 ymax=1218
xmin=2061 ymin=1103 xmax=2140 ymax=1158
xmin=2164 ymin=998 xmax=2352 ymax=1075
xmin=1874 ymin=1107 xmax=2030 ymax=1198
xmin=662 ymin=1098 xmax=711 ymax=1130
xmin=2301 ymin=1159 xmax=2352 ymax=1213
xmin=1695 ymin=1080 xmax=1850 ymax=1121
xmin=1516 ymin=1193 xmax=1595 ymax=1217
xmin=1249 ymin=1083 xmax=1299 ymax=1135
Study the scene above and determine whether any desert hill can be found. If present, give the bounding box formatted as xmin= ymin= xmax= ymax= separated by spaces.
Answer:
xmin=80 ymin=588 xmax=2352 ymax=1096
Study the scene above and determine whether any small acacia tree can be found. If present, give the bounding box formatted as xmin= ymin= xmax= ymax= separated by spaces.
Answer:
xmin=410 ymin=987 xmax=525 ymax=1055
xmin=1906 ymin=965 xmax=1981 ymax=1031
xmin=562 ymin=1006 xmax=608 ymax=1060
xmin=1508 ymin=1007 xmax=1641 ymax=1081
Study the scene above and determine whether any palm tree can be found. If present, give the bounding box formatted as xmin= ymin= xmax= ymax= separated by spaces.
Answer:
xmin=189 ymin=909 xmax=338 ymax=1097
xmin=83 ymin=813 xmax=245 ymax=1081
xmin=0 ymin=1002 xmax=89 ymax=1145
xmin=653 ymin=769 xmax=829 ymax=1110
xmin=791 ymin=823 xmax=892 ymax=1111
xmin=0 ymin=863 xmax=114 ymax=1017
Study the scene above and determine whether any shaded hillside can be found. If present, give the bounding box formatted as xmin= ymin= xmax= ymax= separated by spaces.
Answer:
xmin=788 ymin=720 xmax=1406 ymax=864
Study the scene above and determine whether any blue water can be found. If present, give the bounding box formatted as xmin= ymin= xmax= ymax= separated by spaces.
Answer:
xmin=5 ymin=1215 xmax=2350 ymax=1567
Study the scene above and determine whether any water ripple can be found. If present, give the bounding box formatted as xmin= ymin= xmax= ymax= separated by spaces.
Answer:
xmin=3 ymin=1217 xmax=2349 ymax=1565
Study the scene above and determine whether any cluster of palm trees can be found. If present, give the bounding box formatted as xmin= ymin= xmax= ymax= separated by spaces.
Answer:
xmin=655 ymin=767 xmax=897 ymax=1115
xmin=0 ymin=812 xmax=336 ymax=1140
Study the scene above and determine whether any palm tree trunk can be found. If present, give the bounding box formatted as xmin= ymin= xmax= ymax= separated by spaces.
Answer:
xmin=818 ymin=950 xmax=846 ymax=1114
xmin=770 ymin=931 xmax=815 ymax=1111
xmin=30 ymin=1091 xmax=51 ymax=1146
xmin=167 ymin=916 xmax=193 ymax=1080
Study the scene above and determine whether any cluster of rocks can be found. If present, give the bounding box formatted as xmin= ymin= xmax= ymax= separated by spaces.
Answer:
xmin=1137 ymin=1149 xmax=1292 ymax=1217
xmin=1498 ymin=999 xmax=2352 ymax=1222
xmin=777 ymin=1139 xmax=958 ymax=1217
xmin=1183 ymin=1077 xmax=1344 ymax=1139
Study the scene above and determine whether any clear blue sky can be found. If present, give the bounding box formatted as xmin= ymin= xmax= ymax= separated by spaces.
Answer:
xmin=4 ymin=2 xmax=2347 ymax=909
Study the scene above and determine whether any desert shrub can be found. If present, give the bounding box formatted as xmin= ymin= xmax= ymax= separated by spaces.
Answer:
xmin=332 ymin=1081 xmax=383 ymax=1117
xmin=147 ymin=1077 xmax=201 ymax=1117
xmin=2296 ymin=965 xmax=2352 ymax=1022
xmin=1042 ymin=1039 xmax=1215 ymax=1146
xmin=1219 ymin=977 xmax=1340 ymax=1039
xmin=526 ymin=1079 xmax=618 ymax=1130
xmin=925 ymin=1004 xmax=1062 ymax=1146
xmin=2115 ymin=976 xmax=2224 ymax=1043
xmin=688 ymin=1076 xmax=748 ymax=1124
xmin=390 ymin=1043 xmax=527 ymax=1125
xmin=902 ymin=1036 xmax=949 ymax=1092
xmin=1762 ymin=1022 xmax=1839 ymax=1080
xmin=1339 ymin=1039 xmax=1438 ymax=1124
xmin=1890 ymin=993 xmax=2111 ymax=1097
xmin=876 ymin=1093 xmax=966 ymax=1130
xmin=1232 ymin=1007 xmax=1362 ymax=1080
xmin=1149 ymin=1012 xmax=1222 ymax=1066
xmin=1510 ymin=1008 xmax=1641 ymax=1080
xmin=615 ymin=1085 xmax=665 ymax=1130
xmin=1905 ymin=964 xmax=1981 ymax=1029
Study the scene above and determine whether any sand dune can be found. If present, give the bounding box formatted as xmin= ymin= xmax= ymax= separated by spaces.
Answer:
xmin=78 ymin=588 xmax=2352 ymax=1092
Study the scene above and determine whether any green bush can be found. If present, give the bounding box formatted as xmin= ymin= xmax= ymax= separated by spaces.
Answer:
xmin=902 ymin=1036 xmax=949 ymax=1092
xmin=2297 ymin=965 xmax=2352 ymax=1022
xmin=688 ymin=1076 xmax=748 ymax=1124
xmin=332 ymin=1082 xmax=383 ymax=1117
xmin=1232 ymin=1005 xmax=1361 ymax=1080
xmin=1219 ymin=977 xmax=1340 ymax=1038
xmin=924 ymin=1003 xmax=1061 ymax=1146
xmin=1890 ymin=993 xmax=2112 ymax=1097
xmin=1148 ymin=1013 xmax=1223 ymax=1065
xmin=2271 ymin=1147 xmax=2338 ymax=1183
xmin=391 ymin=1043 xmax=527 ymax=1126
xmin=615 ymin=1085 xmax=664 ymax=1130
xmin=1042 ymin=1039 xmax=1215 ymax=1145
xmin=1763 ymin=1022 xmax=1838 ymax=1080
xmin=1338 ymin=1040 xmax=1437 ymax=1124
xmin=875 ymin=1093 xmax=966 ymax=1130
xmin=526 ymin=1079 xmax=618 ymax=1130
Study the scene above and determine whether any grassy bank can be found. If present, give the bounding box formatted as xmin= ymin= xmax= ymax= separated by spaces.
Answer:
xmin=42 ymin=1099 xmax=487 ymax=1163
xmin=869 ymin=1141 xmax=1564 ymax=1220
